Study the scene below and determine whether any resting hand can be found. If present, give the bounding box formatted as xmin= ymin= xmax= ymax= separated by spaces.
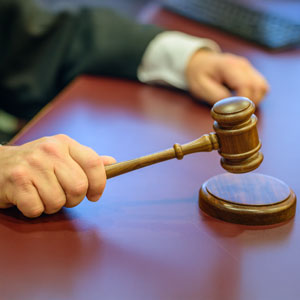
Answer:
xmin=185 ymin=50 xmax=269 ymax=105
xmin=0 ymin=134 xmax=115 ymax=218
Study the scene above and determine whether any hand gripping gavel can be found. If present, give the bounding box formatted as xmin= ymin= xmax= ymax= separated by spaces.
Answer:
xmin=105 ymin=96 xmax=263 ymax=178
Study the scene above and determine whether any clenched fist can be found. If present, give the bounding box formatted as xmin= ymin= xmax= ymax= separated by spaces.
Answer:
xmin=0 ymin=134 xmax=115 ymax=218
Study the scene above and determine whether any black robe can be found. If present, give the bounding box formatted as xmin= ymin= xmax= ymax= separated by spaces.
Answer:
xmin=0 ymin=0 xmax=162 ymax=120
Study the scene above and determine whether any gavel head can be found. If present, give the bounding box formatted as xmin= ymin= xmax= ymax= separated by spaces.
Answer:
xmin=211 ymin=96 xmax=263 ymax=173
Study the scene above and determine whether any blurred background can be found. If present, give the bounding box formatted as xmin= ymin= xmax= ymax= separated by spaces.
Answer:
xmin=1 ymin=0 xmax=156 ymax=143
xmin=37 ymin=0 xmax=154 ymax=16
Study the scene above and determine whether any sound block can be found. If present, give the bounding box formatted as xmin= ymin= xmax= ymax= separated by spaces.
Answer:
xmin=199 ymin=173 xmax=296 ymax=225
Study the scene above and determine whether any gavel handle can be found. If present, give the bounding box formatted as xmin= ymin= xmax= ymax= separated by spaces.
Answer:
xmin=105 ymin=133 xmax=219 ymax=179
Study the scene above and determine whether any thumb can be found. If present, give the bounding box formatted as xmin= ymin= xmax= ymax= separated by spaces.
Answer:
xmin=100 ymin=155 xmax=117 ymax=166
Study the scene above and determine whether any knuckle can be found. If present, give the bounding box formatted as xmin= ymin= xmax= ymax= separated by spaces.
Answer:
xmin=55 ymin=134 xmax=71 ymax=143
xmin=85 ymin=154 xmax=103 ymax=170
xmin=25 ymin=206 xmax=44 ymax=218
xmin=9 ymin=166 xmax=30 ymax=187
xmin=68 ymin=179 xmax=88 ymax=197
xmin=25 ymin=152 xmax=44 ymax=168
xmin=35 ymin=134 xmax=72 ymax=157
xmin=45 ymin=197 xmax=66 ymax=214
xmin=40 ymin=140 xmax=58 ymax=156
xmin=38 ymin=140 xmax=63 ymax=158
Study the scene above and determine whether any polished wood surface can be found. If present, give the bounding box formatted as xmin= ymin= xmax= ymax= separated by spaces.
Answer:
xmin=200 ymin=173 xmax=296 ymax=225
xmin=2 ymin=4 xmax=300 ymax=300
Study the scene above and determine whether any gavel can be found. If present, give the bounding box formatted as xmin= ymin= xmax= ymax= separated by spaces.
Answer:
xmin=105 ymin=96 xmax=263 ymax=178
xmin=105 ymin=96 xmax=296 ymax=226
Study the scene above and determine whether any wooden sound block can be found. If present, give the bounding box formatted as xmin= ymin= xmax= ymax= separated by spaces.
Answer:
xmin=199 ymin=173 xmax=296 ymax=225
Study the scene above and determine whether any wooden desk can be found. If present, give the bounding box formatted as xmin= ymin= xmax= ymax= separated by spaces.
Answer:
xmin=2 ymin=5 xmax=300 ymax=300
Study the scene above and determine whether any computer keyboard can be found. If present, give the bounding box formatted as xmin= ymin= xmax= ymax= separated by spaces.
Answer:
xmin=163 ymin=0 xmax=300 ymax=50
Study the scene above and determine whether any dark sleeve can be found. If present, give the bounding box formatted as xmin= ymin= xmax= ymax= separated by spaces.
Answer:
xmin=0 ymin=0 xmax=163 ymax=120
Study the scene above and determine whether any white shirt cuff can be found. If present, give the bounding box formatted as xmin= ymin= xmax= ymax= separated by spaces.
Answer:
xmin=137 ymin=31 xmax=221 ymax=90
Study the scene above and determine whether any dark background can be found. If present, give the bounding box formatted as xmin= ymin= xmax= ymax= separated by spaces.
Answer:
xmin=37 ymin=0 xmax=156 ymax=16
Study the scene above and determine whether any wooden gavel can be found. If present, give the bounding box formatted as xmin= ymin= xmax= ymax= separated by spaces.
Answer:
xmin=105 ymin=97 xmax=263 ymax=178
xmin=104 ymin=96 xmax=296 ymax=226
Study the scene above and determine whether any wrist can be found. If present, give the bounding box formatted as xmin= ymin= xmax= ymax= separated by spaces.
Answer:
xmin=138 ymin=31 xmax=221 ymax=90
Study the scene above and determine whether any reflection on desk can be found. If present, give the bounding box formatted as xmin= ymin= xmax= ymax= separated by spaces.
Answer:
xmin=2 ymin=4 xmax=300 ymax=300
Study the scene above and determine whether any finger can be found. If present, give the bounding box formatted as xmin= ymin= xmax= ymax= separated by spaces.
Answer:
xmin=54 ymin=158 xmax=88 ymax=208
xmin=250 ymin=74 xmax=270 ymax=105
xmin=68 ymin=142 xmax=106 ymax=202
xmin=100 ymin=155 xmax=117 ymax=166
xmin=190 ymin=75 xmax=232 ymax=104
xmin=251 ymin=84 xmax=268 ymax=105
xmin=224 ymin=60 xmax=269 ymax=105
xmin=32 ymin=169 xmax=67 ymax=214
xmin=235 ymin=74 xmax=268 ymax=105
xmin=13 ymin=182 xmax=45 ymax=218
xmin=236 ymin=87 xmax=255 ymax=101
xmin=222 ymin=68 xmax=256 ymax=101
